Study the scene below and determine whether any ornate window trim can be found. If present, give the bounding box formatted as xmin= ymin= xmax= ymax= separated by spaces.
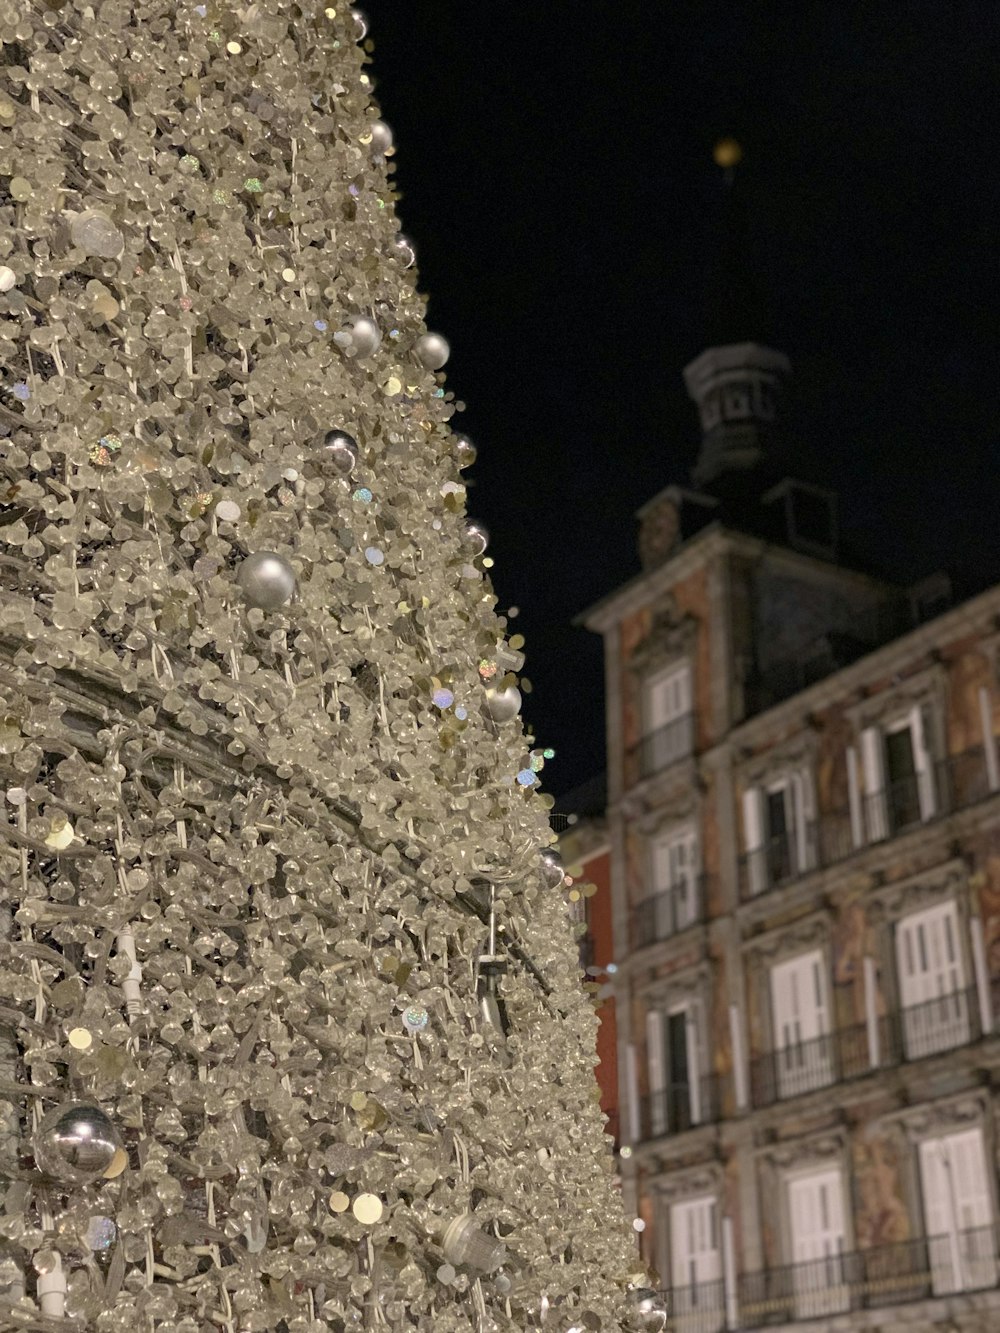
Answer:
xmin=737 ymin=727 xmax=820 ymax=791
xmin=628 ymin=594 xmax=699 ymax=679
xmin=845 ymin=663 xmax=946 ymax=736
xmin=652 ymin=1160 xmax=724 ymax=1204
xmin=741 ymin=909 xmax=832 ymax=964
xmin=888 ymin=1090 xmax=990 ymax=1144
xmin=755 ymin=1129 xmax=852 ymax=1267
xmin=865 ymin=859 xmax=967 ymax=926
xmin=636 ymin=959 xmax=712 ymax=1008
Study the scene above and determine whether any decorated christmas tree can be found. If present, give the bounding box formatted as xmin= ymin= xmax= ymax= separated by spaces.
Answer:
xmin=0 ymin=2 xmax=643 ymax=1329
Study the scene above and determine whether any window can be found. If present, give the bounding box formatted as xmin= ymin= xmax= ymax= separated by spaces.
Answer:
xmin=642 ymin=826 xmax=699 ymax=942
xmin=769 ymin=950 xmax=833 ymax=1099
xmin=786 ymin=1167 xmax=848 ymax=1318
xmin=642 ymin=664 xmax=693 ymax=775
xmin=669 ymin=1196 xmax=724 ymax=1333
xmin=646 ymin=1001 xmax=706 ymax=1138
xmin=742 ymin=770 xmax=815 ymax=895
xmin=895 ymin=901 xmax=970 ymax=1058
xmin=859 ymin=706 xmax=935 ymax=841
xmin=919 ymin=1128 xmax=997 ymax=1294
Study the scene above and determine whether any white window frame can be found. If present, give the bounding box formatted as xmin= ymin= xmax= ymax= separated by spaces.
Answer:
xmin=769 ymin=948 xmax=834 ymax=1099
xmin=642 ymin=662 xmax=693 ymax=771
xmin=895 ymin=900 xmax=970 ymax=1059
xmin=646 ymin=997 xmax=706 ymax=1137
xmin=669 ymin=1194 xmax=725 ymax=1332
xmin=919 ymin=1127 xmax=997 ymax=1294
xmin=649 ymin=825 xmax=700 ymax=936
xmin=742 ymin=767 xmax=815 ymax=895
xmin=785 ymin=1164 xmax=849 ymax=1319
xmin=859 ymin=705 xmax=936 ymax=842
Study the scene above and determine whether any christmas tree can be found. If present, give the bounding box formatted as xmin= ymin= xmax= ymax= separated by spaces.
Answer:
xmin=0 ymin=1 xmax=643 ymax=1328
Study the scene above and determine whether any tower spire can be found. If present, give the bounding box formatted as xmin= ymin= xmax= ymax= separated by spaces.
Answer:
xmin=686 ymin=141 xmax=790 ymax=490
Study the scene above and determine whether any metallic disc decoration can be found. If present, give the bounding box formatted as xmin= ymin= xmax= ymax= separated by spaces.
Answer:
xmin=352 ymin=1193 xmax=383 ymax=1225
xmin=236 ymin=552 xmax=296 ymax=610
xmin=413 ymin=331 xmax=449 ymax=370
xmin=484 ymin=686 xmax=521 ymax=725
xmin=86 ymin=1216 xmax=117 ymax=1251
xmin=402 ymin=1004 xmax=429 ymax=1033
xmin=34 ymin=1103 xmax=124 ymax=1185
xmin=323 ymin=428 xmax=359 ymax=475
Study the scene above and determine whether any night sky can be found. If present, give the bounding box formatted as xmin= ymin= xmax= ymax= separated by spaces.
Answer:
xmin=365 ymin=2 xmax=1000 ymax=801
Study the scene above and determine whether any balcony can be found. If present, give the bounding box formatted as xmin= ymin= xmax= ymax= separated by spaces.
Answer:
xmin=637 ymin=1072 xmax=723 ymax=1143
xmin=628 ymin=713 xmax=695 ymax=784
xmin=750 ymin=984 xmax=991 ymax=1110
xmin=739 ymin=747 xmax=995 ymax=901
xmin=658 ymin=1226 xmax=998 ymax=1330
xmin=632 ymin=876 xmax=707 ymax=949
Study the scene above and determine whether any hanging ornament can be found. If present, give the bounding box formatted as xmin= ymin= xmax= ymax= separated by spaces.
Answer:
xmin=34 ymin=1103 xmax=124 ymax=1185
xmin=454 ymin=433 xmax=476 ymax=468
xmin=236 ymin=552 xmax=296 ymax=610
xmin=389 ymin=234 xmax=416 ymax=268
xmin=86 ymin=1216 xmax=117 ymax=1252
xmin=69 ymin=210 xmax=124 ymax=259
xmin=368 ymin=120 xmax=393 ymax=156
xmin=414 ymin=332 xmax=450 ymax=370
xmin=540 ymin=851 xmax=565 ymax=889
xmin=350 ymin=7 xmax=368 ymax=39
xmin=441 ymin=1214 xmax=507 ymax=1275
xmin=323 ymin=428 xmax=359 ymax=475
xmin=464 ymin=519 xmax=489 ymax=555
xmin=336 ymin=314 xmax=381 ymax=360
xmin=0 ymin=265 xmax=16 ymax=292
xmin=402 ymin=1004 xmax=429 ymax=1034
xmin=485 ymin=686 xmax=521 ymax=724
xmin=476 ymin=885 xmax=511 ymax=1039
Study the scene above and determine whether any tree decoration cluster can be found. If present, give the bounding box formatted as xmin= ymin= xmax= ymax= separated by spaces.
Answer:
xmin=0 ymin=1 xmax=643 ymax=1329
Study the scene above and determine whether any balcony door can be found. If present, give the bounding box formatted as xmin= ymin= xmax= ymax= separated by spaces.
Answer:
xmin=787 ymin=1167 xmax=849 ymax=1319
xmin=643 ymin=664 xmax=692 ymax=774
xmin=670 ymin=1196 xmax=724 ymax=1333
xmin=646 ymin=1002 xmax=702 ymax=1137
xmin=770 ymin=950 xmax=834 ymax=1099
xmin=895 ymin=901 xmax=969 ymax=1059
xmin=920 ymin=1129 xmax=997 ymax=1294
xmin=650 ymin=827 xmax=698 ymax=938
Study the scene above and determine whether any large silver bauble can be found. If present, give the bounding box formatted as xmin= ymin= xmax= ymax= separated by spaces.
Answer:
xmin=34 ymin=1103 xmax=123 ymax=1185
xmin=454 ymin=433 xmax=476 ymax=468
xmin=464 ymin=519 xmax=489 ymax=555
xmin=351 ymin=7 xmax=368 ymax=39
xmin=339 ymin=315 xmax=381 ymax=360
xmin=369 ymin=120 xmax=393 ymax=156
xmin=390 ymin=234 xmax=416 ymax=268
xmin=485 ymin=685 xmax=522 ymax=724
xmin=540 ymin=851 xmax=565 ymax=889
xmin=323 ymin=428 xmax=359 ymax=475
xmin=236 ymin=552 xmax=296 ymax=610
xmin=414 ymin=331 xmax=450 ymax=370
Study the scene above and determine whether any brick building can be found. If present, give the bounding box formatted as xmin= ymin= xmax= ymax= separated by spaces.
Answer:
xmin=581 ymin=330 xmax=1000 ymax=1332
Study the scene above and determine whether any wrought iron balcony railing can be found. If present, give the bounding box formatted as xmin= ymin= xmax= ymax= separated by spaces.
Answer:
xmin=739 ymin=746 xmax=996 ymax=901
xmin=750 ymin=984 xmax=990 ymax=1109
xmin=657 ymin=1225 xmax=999 ymax=1330
xmin=628 ymin=713 xmax=695 ymax=783
xmin=637 ymin=1072 xmax=723 ymax=1143
xmin=632 ymin=876 xmax=707 ymax=949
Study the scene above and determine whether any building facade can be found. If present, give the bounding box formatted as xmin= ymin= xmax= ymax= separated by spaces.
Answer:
xmin=583 ymin=338 xmax=1000 ymax=1332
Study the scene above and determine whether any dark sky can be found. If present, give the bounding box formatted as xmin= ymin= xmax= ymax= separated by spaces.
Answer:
xmin=365 ymin=2 xmax=1000 ymax=801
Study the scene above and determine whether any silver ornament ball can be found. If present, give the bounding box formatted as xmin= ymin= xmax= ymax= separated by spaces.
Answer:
xmin=237 ymin=552 xmax=296 ymax=610
xmin=454 ymin=434 xmax=476 ymax=468
xmin=69 ymin=210 xmax=124 ymax=259
xmin=540 ymin=851 xmax=565 ymax=889
xmin=34 ymin=1103 xmax=123 ymax=1185
xmin=390 ymin=234 xmax=416 ymax=268
xmin=464 ymin=519 xmax=489 ymax=555
xmin=323 ymin=428 xmax=359 ymax=476
xmin=369 ymin=120 xmax=393 ymax=156
xmin=441 ymin=1214 xmax=506 ymax=1275
xmin=0 ymin=265 xmax=16 ymax=293
xmin=485 ymin=685 xmax=522 ymax=724
xmin=350 ymin=7 xmax=368 ymax=39
xmin=414 ymin=331 xmax=450 ymax=370
xmin=339 ymin=314 xmax=381 ymax=360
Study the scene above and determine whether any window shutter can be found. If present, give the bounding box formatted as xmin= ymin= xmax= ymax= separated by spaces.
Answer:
xmin=742 ymin=786 xmax=766 ymax=894
xmin=625 ymin=1043 xmax=641 ymax=1144
xmin=896 ymin=902 xmax=968 ymax=1058
xmin=860 ymin=727 xmax=889 ymax=841
xmin=846 ymin=745 xmax=864 ymax=848
xmin=788 ymin=1169 xmax=845 ymax=1264
xmin=791 ymin=770 xmax=816 ymax=872
xmin=685 ymin=1006 xmax=702 ymax=1125
xmin=646 ymin=1009 xmax=666 ymax=1137
xmin=671 ymin=1196 xmax=722 ymax=1292
xmin=909 ymin=704 xmax=936 ymax=820
xmin=979 ymin=686 xmax=1000 ymax=792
